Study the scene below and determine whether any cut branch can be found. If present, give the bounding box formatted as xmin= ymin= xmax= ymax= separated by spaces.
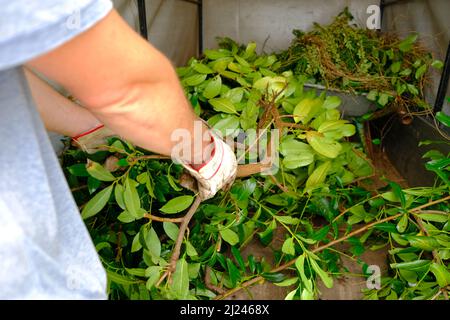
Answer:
xmin=157 ymin=196 xmax=202 ymax=286
xmin=144 ymin=213 xmax=184 ymax=223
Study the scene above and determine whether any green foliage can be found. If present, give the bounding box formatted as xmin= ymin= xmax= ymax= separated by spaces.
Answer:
xmin=62 ymin=26 xmax=449 ymax=301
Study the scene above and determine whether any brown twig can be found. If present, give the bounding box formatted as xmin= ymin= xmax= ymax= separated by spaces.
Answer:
xmin=157 ymin=196 xmax=202 ymax=286
xmin=71 ymin=185 xmax=88 ymax=192
xmin=269 ymin=174 xmax=289 ymax=193
xmin=143 ymin=213 xmax=184 ymax=223
xmin=130 ymin=154 xmax=171 ymax=163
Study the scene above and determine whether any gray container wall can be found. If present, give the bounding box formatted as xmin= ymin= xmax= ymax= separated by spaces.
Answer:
xmin=382 ymin=0 xmax=450 ymax=186
xmin=204 ymin=0 xmax=379 ymax=53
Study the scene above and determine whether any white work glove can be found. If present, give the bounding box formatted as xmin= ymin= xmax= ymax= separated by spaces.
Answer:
xmin=179 ymin=130 xmax=237 ymax=200
xmin=72 ymin=125 xmax=116 ymax=154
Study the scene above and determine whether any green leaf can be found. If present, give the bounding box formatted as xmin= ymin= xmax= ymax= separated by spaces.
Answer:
xmin=231 ymin=246 xmax=245 ymax=271
xmin=114 ymin=183 xmax=126 ymax=210
xmin=234 ymin=54 xmax=250 ymax=67
xmin=429 ymin=263 xmax=450 ymax=287
xmin=282 ymin=154 xmax=315 ymax=169
xmin=274 ymin=277 xmax=298 ymax=287
xmin=188 ymin=262 xmax=201 ymax=279
xmin=275 ymin=215 xmax=300 ymax=225
xmin=423 ymin=150 xmax=445 ymax=161
xmin=391 ymin=232 xmax=409 ymax=246
xmin=230 ymin=178 xmax=256 ymax=209
xmin=146 ymin=227 xmax=161 ymax=260
xmin=399 ymin=68 xmax=412 ymax=77
xmin=285 ymin=289 xmax=297 ymax=300
xmin=372 ymin=138 xmax=381 ymax=145
xmin=183 ymin=74 xmax=207 ymax=86
xmin=367 ymin=90 xmax=378 ymax=101
xmin=160 ymin=195 xmax=194 ymax=214
xmin=95 ymin=242 xmax=111 ymax=252
xmin=193 ymin=63 xmax=213 ymax=74
xmin=220 ymin=228 xmax=239 ymax=246
xmin=125 ymin=268 xmax=146 ymax=277
xmin=169 ymin=258 xmax=189 ymax=299
xmin=163 ymin=222 xmax=179 ymax=241
xmin=390 ymin=61 xmax=401 ymax=73
xmin=131 ymin=232 xmax=142 ymax=253
xmin=312 ymin=225 xmax=330 ymax=241
xmin=323 ymin=96 xmax=341 ymax=109
xmin=431 ymin=60 xmax=444 ymax=69
xmin=117 ymin=210 xmax=135 ymax=223
xmin=204 ymin=49 xmax=231 ymax=60
xmin=186 ymin=241 xmax=198 ymax=257
xmin=86 ymin=161 xmax=116 ymax=181
xmin=406 ymin=236 xmax=440 ymax=251
xmin=378 ymin=93 xmax=390 ymax=107
xmin=436 ymin=111 xmax=450 ymax=127
xmin=265 ymin=194 xmax=289 ymax=207
xmin=67 ymin=164 xmax=89 ymax=177
xmin=243 ymin=42 xmax=257 ymax=58
xmin=415 ymin=64 xmax=427 ymax=79
xmin=407 ymin=84 xmax=419 ymax=96
xmin=280 ymin=138 xmax=315 ymax=169
xmin=309 ymin=258 xmax=333 ymax=288
xmin=224 ymin=87 xmax=245 ymax=104
xmin=81 ymin=184 xmax=113 ymax=219
xmin=240 ymin=98 xmax=259 ymax=130
xmin=280 ymin=137 xmax=313 ymax=155
xmin=396 ymin=214 xmax=409 ymax=233
xmin=386 ymin=49 xmax=395 ymax=60
xmin=87 ymin=176 xmax=101 ymax=194
xmin=261 ymin=272 xmax=287 ymax=283
xmin=167 ymin=174 xmax=182 ymax=192
xmin=124 ymin=178 xmax=141 ymax=217
xmin=106 ymin=270 xmax=139 ymax=286
xmin=416 ymin=212 xmax=449 ymax=223
xmin=209 ymin=97 xmax=237 ymax=114
xmin=282 ymin=237 xmax=296 ymax=256
xmin=295 ymin=255 xmax=312 ymax=291
xmin=373 ymin=222 xmax=398 ymax=233
xmin=346 ymin=149 xmax=373 ymax=178
xmin=293 ymin=98 xmax=323 ymax=124
xmin=389 ymin=181 xmax=406 ymax=208
xmin=305 ymin=161 xmax=331 ymax=191
xmin=399 ymin=33 xmax=418 ymax=52
xmin=203 ymin=75 xmax=222 ymax=99
xmin=213 ymin=115 xmax=240 ymax=136
xmin=413 ymin=59 xmax=422 ymax=68
xmin=307 ymin=132 xmax=342 ymax=158
xmin=227 ymin=258 xmax=242 ymax=287
xmin=109 ymin=140 xmax=126 ymax=153
xmin=300 ymin=287 xmax=314 ymax=300
xmin=145 ymin=266 xmax=162 ymax=289
xmin=390 ymin=259 xmax=431 ymax=271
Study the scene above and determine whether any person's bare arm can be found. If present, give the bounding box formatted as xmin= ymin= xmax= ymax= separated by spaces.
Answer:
xmin=27 ymin=9 xmax=209 ymax=165
xmin=24 ymin=67 xmax=101 ymax=137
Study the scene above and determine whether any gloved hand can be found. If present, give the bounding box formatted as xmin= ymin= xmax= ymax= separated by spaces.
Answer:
xmin=72 ymin=125 xmax=116 ymax=154
xmin=178 ymin=130 xmax=237 ymax=200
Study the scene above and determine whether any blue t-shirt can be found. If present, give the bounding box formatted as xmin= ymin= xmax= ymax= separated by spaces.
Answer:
xmin=0 ymin=0 xmax=112 ymax=299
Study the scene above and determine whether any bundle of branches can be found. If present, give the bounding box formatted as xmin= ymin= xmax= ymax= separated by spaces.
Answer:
xmin=62 ymin=37 xmax=450 ymax=301
xmin=276 ymin=8 xmax=444 ymax=120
